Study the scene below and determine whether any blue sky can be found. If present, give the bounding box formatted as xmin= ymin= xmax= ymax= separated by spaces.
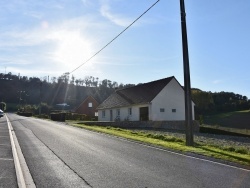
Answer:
xmin=0 ymin=0 xmax=250 ymax=98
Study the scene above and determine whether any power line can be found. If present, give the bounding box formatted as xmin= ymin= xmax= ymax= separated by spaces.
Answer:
xmin=70 ymin=0 xmax=160 ymax=74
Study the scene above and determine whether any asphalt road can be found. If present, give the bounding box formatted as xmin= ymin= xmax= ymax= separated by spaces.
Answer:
xmin=6 ymin=113 xmax=250 ymax=188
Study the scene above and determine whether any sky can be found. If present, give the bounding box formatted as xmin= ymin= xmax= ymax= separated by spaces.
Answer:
xmin=0 ymin=0 xmax=250 ymax=98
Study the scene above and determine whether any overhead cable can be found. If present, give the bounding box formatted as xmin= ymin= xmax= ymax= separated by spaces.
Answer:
xmin=70 ymin=0 xmax=160 ymax=74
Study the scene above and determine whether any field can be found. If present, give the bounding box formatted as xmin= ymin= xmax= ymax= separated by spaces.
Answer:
xmin=203 ymin=110 xmax=250 ymax=135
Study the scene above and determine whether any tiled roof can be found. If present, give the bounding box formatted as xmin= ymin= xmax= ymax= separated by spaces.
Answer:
xmin=97 ymin=76 xmax=174 ymax=109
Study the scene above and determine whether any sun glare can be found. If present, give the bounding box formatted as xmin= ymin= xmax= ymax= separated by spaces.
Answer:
xmin=49 ymin=30 xmax=95 ymax=72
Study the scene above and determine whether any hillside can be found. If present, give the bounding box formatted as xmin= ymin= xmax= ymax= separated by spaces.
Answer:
xmin=204 ymin=110 xmax=250 ymax=130
xmin=1 ymin=72 xmax=250 ymax=116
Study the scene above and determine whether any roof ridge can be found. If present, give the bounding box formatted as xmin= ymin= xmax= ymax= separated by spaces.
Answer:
xmin=116 ymin=76 xmax=174 ymax=92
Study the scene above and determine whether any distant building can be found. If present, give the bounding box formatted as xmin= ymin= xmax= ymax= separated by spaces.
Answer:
xmin=55 ymin=103 xmax=70 ymax=111
xmin=75 ymin=96 xmax=99 ymax=117
xmin=97 ymin=76 xmax=195 ymax=121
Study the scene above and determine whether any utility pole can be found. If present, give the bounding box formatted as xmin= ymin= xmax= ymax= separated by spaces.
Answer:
xmin=180 ymin=0 xmax=194 ymax=146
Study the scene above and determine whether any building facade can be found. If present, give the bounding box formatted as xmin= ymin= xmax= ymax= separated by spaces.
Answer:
xmin=75 ymin=96 xmax=99 ymax=117
xmin=97 ymin=76 xmax=195 ymax=122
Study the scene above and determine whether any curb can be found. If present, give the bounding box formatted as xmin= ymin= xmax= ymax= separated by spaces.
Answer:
xmin=6 ymin=115 xmax=36 ymax=188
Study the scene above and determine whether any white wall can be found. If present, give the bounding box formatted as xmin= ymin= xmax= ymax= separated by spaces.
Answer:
xmin=98 ymin=104 xmax=150 ymax=121
xmin=98 ymin=78 xmax=195 ymax=121
xmin=151 ymin=78 xmax=192 ymax=121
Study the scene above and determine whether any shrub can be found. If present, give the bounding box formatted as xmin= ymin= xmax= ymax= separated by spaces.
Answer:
xmin=17 ymin=112 xmax=33 ymax=117
xmin=34 ymin=114 xmax=49 ymax=119
xmin=50 ymin=112 xmax=66 ymax=122
xmin=65 ymin=113 xmax=87 ymax=120
xmin=224 ymin=146 xmax=236 ymax=152
xmin=145 ymin=133 xmax=183 ymax=143
xmin=235 ymin=148 xmax=248 ymax=154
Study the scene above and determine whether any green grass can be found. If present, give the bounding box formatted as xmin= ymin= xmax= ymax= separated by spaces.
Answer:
xmin=68 ymin=122 xmax=250 ymax=166
xmin=203 ymin=110 xmax=250 ymax=135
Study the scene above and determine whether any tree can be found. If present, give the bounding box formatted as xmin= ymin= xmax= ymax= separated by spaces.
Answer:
xmin=70 ymin=75 xmax=75 ymax=85
xmin=191 ymin=90 xmax=214 ymax=116
xmin=51 ymin=77 xmax=57 ymax=84
xmin=58 ymin=72 xmax=70 ymax=84
xmin=0 ymin=102 xmax=6 ymax=111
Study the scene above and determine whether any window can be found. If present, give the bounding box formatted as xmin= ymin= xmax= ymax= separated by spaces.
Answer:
xmin=102 ymin=110 xmax=105 ymax=118
xmin=128 ymin=108 xmax=132 ymax=115
xmin=116 ymin=109 xmax=120 ymax=116
xmin=160 ymin=108 xmax=165 ymax=112
xmin=172 ymin=109 xmax=176 ymax=113
xmin=88 ymin=102 xmax=93 ymax=107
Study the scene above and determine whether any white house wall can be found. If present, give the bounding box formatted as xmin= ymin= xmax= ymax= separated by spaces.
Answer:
xmin=151 ymin=78 xmax=194 ymax=121
xmin=98 ymin=104 xmax=150 ymax=121
xmin=98 ymin=78 xmax=195 ymax=122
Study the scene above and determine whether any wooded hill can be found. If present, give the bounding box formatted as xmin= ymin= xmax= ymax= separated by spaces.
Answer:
xmin=0 ymin=72 xmax=133 ymax=111
xmin=0 ymin=72 xmax=249 ymax=117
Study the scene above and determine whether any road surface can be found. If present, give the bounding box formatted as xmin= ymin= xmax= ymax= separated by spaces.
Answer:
xmin=0 ymin=115 xmax=17 ymax=187
xmin=5 ymin=113 xmax=250 ymax=188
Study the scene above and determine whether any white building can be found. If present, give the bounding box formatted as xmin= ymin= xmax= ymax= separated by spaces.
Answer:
xmin=97 ymin=76 xmax=195 ymax=122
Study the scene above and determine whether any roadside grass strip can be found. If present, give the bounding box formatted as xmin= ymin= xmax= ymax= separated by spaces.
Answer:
xmin=71 ymin=123 xmax=250 ymax=166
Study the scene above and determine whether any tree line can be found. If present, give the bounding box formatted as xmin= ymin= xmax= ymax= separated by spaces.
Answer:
xmin=0 ymin=72 xmax=249 ymax=117
xmin=192 ymin=89 xmax=250 ymax=116
xmin=0 ymin=72 xmax=134 ymax=111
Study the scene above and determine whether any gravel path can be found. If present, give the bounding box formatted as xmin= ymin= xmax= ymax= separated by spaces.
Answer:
xmin=133 ymin=129 xmax=250 ymax=151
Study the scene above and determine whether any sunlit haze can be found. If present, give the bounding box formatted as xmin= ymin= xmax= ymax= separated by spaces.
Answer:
xmin=0 ymin=0 xmax=249 ymax=98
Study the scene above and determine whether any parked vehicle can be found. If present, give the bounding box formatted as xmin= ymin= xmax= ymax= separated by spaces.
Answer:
xmin=0 ymin=109 xmax=4 ymax=118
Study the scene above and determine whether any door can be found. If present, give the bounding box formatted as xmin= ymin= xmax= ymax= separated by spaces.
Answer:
xmin=110 ymin=110 xmax=113 ymax=121
xmin=139 ymin=107 xmax=149 ymax=121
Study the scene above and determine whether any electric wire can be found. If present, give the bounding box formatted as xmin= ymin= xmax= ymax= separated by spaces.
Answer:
xmin=0 ymin=0 xmax=160 ymax=109
xmin=69 ymin=0 xmax=160 ymax=74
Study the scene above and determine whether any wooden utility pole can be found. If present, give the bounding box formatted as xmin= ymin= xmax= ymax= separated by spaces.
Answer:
xmin=180 ymin=0 xmax=194 ymax=146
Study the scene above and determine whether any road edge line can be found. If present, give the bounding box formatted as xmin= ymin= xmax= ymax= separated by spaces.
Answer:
xmin=6 ymin=114 xmax=36 ymax=188
xmin=78 ymin=125 xmax=250 ymax=171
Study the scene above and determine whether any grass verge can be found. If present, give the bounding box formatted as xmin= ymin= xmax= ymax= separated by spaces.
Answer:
xmin=68 ymin=122 xmax=250 ymax=167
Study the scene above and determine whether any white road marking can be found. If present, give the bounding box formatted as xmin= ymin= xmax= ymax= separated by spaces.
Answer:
xmin=81 ymin=126 xmax=250 ymax=172
xmin=0 ymin=158 xmax=14 ymax=161
xmin=6 ymin=114 xmax=36 ymax=188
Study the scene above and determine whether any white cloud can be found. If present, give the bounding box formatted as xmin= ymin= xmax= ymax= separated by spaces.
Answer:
xmin=212 ymin=80 xmax=223 ymax=84
xmin=0 ymin=1 xmax=147 ymax=78
xmin=0 ymin=57 xmax=31 ymax=65
xmin=0 ymin=14 xmax=108 ymax=76
xmin=24 ymin=11 xmax=43 ymax=19
xmin=99 ymin=1 xmax=132 ymax=27
xmin=0 ymin=24 xmax=52 ymax=48
xmin=81 ymin=0 xmax=93 ymax=7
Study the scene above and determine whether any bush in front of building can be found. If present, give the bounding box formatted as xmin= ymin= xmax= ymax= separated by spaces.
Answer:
xmin=50 ymin=112 xmax=66 ymax=122
xmin=65 ymin=113 xmax=97 ymax=121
